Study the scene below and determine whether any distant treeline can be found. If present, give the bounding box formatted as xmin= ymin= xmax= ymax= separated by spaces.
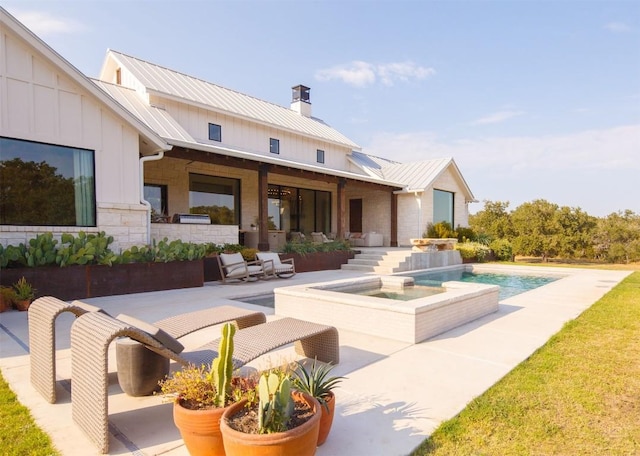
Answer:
xmin=464 ymin=199 xmax=639 ymax=264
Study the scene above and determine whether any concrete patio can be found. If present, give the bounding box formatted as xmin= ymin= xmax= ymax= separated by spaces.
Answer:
xmin=0 ymin=261 xmax=631 ymax=455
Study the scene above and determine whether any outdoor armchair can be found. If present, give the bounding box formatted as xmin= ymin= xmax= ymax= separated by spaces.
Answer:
xmin=256 ymin=251 xmax=296 ymax=278
xmin=216 ymin=252 xmax=270 ymax=283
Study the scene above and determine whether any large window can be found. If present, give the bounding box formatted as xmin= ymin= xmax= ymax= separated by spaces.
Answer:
xmin=0 ymin=136 xmax=96 ymax=226
xmin=433 ymin=189 xmax=454 ymax=227
xmin=189 ymin=173 xmax=240 ymax=225
xmin=268 ymin=184 xmax=330 ymax=233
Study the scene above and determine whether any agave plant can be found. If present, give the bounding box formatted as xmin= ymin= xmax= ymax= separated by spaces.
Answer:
xmin=292 ymin=358 xmax=344 ymax=412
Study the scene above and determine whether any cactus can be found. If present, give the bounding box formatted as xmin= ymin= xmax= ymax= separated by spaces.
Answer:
xmin=24 ymin=233 xmax=58 ymax=267
xmin=207 ymin=323 xmax=236 ymax=407
xmin=258 ymin=371 xmax=294 ymax=434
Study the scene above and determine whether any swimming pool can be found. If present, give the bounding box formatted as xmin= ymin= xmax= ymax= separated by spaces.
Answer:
xmin=411 ymin=269 xmax=560 ymax=300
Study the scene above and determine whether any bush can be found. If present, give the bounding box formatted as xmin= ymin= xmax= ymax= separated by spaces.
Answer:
xmin=424 ymin=222 xmax=457 ymax=239
xmin=489 ymin=239 xmax=514 ymax=261
xmin=455 ymin=241 xmax=491 ymax=262
xmin=456 ymin=226 xmax=477 ymax=243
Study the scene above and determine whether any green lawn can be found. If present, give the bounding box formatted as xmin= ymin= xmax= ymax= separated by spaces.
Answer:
xmin=0 ymin=373 xmax=59 ymax=455
xmin=412 ymin=271 xmax=640 ymax=455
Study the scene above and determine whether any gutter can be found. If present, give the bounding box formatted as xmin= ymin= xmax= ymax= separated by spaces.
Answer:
xmin=140 ymin=150 xmax=165 ymax=244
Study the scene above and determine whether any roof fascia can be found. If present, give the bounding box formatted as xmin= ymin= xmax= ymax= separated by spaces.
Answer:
xmin=0 ymin=8 xmax=169 ymax=152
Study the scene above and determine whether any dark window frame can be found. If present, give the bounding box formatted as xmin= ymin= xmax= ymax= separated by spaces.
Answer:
xmin=208 ymin=123 xmax=222 ymax=142
xmin=144 ymin=183 xmax=169 ymax=221
xmin=0 ymin=136 xmax=96 ymax=227
xmin=188 ymin=173 xmax=241 ymax=225
xmin=433 ymin=188 xmax=455 ymax=227
xmin=316 ymin=149 xmax=325 ymax=164
xmin=269 ymin=138 xmax=280 ymax=154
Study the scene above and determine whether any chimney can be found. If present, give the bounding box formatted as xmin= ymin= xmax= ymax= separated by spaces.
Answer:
xmin=291 ymin=84 xmax=311 ymax=117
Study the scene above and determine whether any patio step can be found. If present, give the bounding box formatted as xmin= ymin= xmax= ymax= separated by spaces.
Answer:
xmin=341 ymin=249 xmax=413 ymax=273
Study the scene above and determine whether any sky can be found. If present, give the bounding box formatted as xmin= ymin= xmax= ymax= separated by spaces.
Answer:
xmin=3 ymin=0 xmax=639 ymax=217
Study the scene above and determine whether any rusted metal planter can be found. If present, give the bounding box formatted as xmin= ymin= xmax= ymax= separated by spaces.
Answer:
xmin=0 ymin=260 xmax=204 ymax=301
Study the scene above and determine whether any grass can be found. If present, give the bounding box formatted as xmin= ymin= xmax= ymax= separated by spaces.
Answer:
xmin=411 ymin=270 xmax=640 ymax=455
xmin=0 ymin=373 xmax=59 ymax=455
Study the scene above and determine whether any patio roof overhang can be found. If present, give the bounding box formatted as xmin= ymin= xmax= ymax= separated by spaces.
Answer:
xmin=164 ymin=138 xmax=404 ymax=192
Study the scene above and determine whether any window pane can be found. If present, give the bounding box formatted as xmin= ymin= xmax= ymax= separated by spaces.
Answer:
xmin=299 ymin=188 xmax=315 ymax=234
xmin=144 ymin=184 xmax=168 ymax=219
xmin=315 ymin=191 xmax=331 ymax=233
xmin=316 ymin=149 xmax=325 ymax=164
xmin=189 ymin=173 xmax=239 ymax=225
xmin=208 ymin=123 xmax=221 ymax=142
xmin=270 ymin=138 xmax=279 ymax=154
xmin=433 ymin=189 xmax=454 ymax=227
xmin=0 ymin=136 xmax=96 ymax=226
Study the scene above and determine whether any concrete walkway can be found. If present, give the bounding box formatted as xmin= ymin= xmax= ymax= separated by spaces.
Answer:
xmin=0 ymin=264 xmax=631 ymax=456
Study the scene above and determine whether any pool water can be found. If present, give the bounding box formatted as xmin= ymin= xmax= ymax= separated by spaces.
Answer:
xmin=343 ymin=285 xmax=444 ymax=301
xmin=413 ymin=270 xmax=559 ymax=300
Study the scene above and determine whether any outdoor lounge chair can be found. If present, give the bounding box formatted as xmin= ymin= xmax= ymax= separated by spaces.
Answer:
xmin=256 ymin=251 xmax=296 ymax=278
xmin=28 ymin=296 xmax=266 ymax=403
xmin=69 ymin=311 xmax=339 ymax=452
xmin=217 ymin=252 xmax=270 ymax=283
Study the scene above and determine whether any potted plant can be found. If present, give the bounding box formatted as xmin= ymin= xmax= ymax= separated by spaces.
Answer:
xmin=0 ymin=286 xmax=17 ymax=312
xmin=13 ymin=277 xmax=35 ymax=311
xmin=220 ymin=369 xmax=321 ymax=456
xmin=159 ymin=323 xmax=257 ymax=456
xmin=292 ymin=358 xmax=345 ymax=446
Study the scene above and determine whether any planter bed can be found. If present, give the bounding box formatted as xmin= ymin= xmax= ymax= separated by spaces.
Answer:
xmin=0 ymin=260 xmax=204 ymax=301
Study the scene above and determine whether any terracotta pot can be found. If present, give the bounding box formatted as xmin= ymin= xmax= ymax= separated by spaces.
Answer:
xmin=220 ymin=392 xmax=321 ymax=456
xmin=15 ymin=299 xmax=31 ymax=311
xmin=317 ymin=392 xmax=336 ymax=446
xmin=173 ymin=401 xmax=227 ymax=456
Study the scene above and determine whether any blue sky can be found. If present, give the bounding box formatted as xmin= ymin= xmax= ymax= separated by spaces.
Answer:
xmin=4 ymin=0 xmax=639 ymax=217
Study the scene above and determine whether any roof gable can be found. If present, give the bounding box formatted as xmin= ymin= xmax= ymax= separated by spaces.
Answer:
xmin=0 ymin=7 xmax=168 ymax=152
xmin=349 ymin=151 xmax=476 ymax=202
xmin=102 ymin=50 xmax=360 ymax=150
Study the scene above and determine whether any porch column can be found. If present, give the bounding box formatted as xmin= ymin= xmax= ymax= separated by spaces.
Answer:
xmin=336 ymin=179 xmax=346 ymax=240
xmin=258 ymin=164 xmax=270 ymax=251
xmin=390 ymin=191 xmax=398 ymax=247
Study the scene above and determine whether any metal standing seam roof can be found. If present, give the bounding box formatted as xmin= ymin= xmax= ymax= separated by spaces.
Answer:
xmin=349 ymin=151 xmax=476 ymax=201
xmin=106 ymin=50 xmax=361 ymax=150
xmin=92 ymin=79 xmax=195 ymax=143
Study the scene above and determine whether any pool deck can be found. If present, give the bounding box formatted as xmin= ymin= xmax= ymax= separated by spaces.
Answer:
xmin=0 ymin=259 xmax=632 ymax=456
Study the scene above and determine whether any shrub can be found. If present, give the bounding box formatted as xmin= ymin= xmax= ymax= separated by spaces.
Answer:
xmin=490 ymin=239 xmax=514 ymax=261
xmin=455 ymin=241 xmax=491 ymax=262
xmin=456 ymin=226 xmax=477 ymax=243
xmin=424 ymin=222 xmax=457 ymax=239
xmin=240 ymin=248 xmax=259 ymax=261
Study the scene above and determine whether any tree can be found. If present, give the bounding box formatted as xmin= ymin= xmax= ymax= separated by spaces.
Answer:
xmin=469 ymin=200 xmax=514 ymax=240
xmin=554 ymin=206 xmax=598 ymax=259
xmin=593 ymin=210 xmax=640 ymax=263
xmin=510 ymin=199 xmax=562 ymax=261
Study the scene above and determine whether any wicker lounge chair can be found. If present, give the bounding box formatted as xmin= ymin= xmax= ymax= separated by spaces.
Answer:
xmin=28 ymin=296 xmax=266 ymax=403
xmin=70 ymin=312 xmax=339 ymax=452
xmin=256 ymin=251 xmax=296 ymax=278
xmin=217 ymin=252 xmax=270 ymax=283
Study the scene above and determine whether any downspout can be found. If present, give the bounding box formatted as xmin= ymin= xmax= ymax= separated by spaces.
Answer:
xmin=140 ymin=150 xmax=165 ymax=244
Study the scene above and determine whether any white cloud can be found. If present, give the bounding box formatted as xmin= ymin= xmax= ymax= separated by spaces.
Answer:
xmin=471 ymin=110 xmax=525 ymax=125
xmin=363 ymin=125 xmax=640 ymax=215
xmin=604 ymin=22 xmax=632 ymax=33
xmin=364 ymin=124 xmax=640 ymax=173
xmin=315 ymin=61 xmax=377 ymax=88
xmin=315 ymin=60 xmax=435 ymax=88
xmin=10 ymin=10 xmax=86 ymax=36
